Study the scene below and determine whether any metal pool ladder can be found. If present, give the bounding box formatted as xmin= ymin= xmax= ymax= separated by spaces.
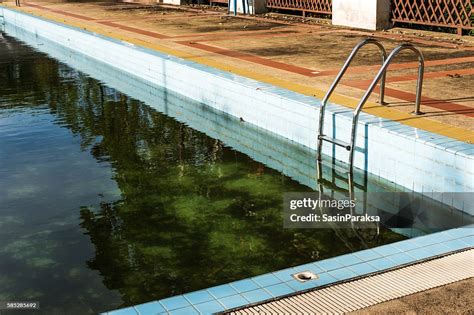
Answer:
xmin=317 ymin=38 xmax=425 ymax=175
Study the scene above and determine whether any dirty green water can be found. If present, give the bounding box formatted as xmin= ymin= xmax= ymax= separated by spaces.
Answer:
xmin=0 ymin=32 xmax=461 ymax=314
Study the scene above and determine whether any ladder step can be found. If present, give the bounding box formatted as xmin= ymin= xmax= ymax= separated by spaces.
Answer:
xmin=318 ymin=135 xmax=351 ymax=151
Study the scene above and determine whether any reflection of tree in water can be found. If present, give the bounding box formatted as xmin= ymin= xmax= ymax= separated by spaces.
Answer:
xmin=6 ymin=45 xmax=403 ymax=306
xmin=55 ymin=77 xmax=404 ymax=306
xmin=0 ymin=35 xmax=62 ymax=109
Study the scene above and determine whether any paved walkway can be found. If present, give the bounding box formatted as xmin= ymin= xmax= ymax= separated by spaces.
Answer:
xmin=4 ymin=1 xmax=474 ymax=141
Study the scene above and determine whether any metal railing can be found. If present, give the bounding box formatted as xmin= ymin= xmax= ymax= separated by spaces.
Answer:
xmin=317 ymin=38 xmax=387 ymax=163
xmin=347 ymin=43 xmax=424 ymax=168
xmin=317 ymin=39 xmax=425 ymax=176
xmin=391 ymin=0 xmax=473 ymax=35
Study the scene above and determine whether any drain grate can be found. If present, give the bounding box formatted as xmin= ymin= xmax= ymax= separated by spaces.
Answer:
xmin=229 ymin=249 xmax=474 ymax=314
xmin=292 ymin=271 xmax=318 ymax=282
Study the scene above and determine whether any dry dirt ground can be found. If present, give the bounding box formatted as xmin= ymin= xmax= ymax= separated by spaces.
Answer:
xmin=6 ymin=1 xmax=474 ymax=134
xmin=351 ymin=278 xmax=474 ymax=315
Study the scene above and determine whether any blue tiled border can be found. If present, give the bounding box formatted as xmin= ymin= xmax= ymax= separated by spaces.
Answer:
xmin=105 ymin=225 xmax=473 ymax=315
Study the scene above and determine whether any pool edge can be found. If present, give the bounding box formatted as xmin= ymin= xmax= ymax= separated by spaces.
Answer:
xmin=104 ymin=225 xmax=473 ymax=315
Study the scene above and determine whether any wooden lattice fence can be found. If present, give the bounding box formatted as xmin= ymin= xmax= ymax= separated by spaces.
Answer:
xmin=391 ymin=0 xmax=473 ymax=35
xmin=265 ymin=0 xmax=332 ymax=15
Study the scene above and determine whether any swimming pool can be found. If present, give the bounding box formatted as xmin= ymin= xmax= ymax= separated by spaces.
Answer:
xmin=0 ymin=30 xmax=471 ymax=315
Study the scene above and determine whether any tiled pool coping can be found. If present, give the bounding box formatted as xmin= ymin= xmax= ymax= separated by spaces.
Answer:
xmin=104 ymin=225 xmax=473 ymax=315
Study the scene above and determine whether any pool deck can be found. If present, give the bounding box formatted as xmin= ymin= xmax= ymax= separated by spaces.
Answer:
xmin=2 ymin=1 xmax=474 ymax=141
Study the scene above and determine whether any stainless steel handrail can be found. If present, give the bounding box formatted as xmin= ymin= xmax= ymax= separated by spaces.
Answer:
xmin=348 ymin=43 xmax=424 ymax=170
xmin=316 ymin=41 xmax=424 ymax=230
xmin=317 ymin=38 xmax=387 ymax=162
xmin=317 ymin=40 xmax=424 ymax=177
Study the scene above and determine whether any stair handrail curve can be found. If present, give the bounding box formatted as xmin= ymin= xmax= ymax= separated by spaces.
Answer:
xmin=348 ymin=43 xmax=425 ymax=170
xmin=317 ymin=38 xmax=387 ymax=162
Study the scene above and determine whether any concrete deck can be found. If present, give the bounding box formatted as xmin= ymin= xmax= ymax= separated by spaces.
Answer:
xmin=2 ymin=1 xmax=474 ymax=142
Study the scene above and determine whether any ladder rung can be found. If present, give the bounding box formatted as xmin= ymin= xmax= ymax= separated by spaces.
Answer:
xmin=318 ymin=135 xmax=351 ymax=150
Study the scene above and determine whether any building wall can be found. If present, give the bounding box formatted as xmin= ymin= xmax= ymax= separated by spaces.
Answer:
xmin=332 ymin=0 xmax=392 ymax=30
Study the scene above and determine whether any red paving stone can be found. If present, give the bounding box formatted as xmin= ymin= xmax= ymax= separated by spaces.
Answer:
xmin=313 ymin=56 xmax=474 ymax=77
xmin=25 ymin=2 xmax=96 ymax=21
xmin=344 ymin=81 xmax=474 ymax=117
xmin=169 ymin=29 xmax=301 ymax=40
xmin=98 ymin=21 xmax=170 ymax=39
xmin=177 ymin=40 xmax=319 ymax=76
xmin=351 ymin=68 xmax=474 ymax=84
xmin=95 ymin=14 xmax=216 ymax=23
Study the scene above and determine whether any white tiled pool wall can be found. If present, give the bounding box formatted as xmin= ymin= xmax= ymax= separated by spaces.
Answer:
xmin=10 ymin=24 xmax=377 ymax=191
xmin=2 ymin=8 xmax=473 ymax=215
